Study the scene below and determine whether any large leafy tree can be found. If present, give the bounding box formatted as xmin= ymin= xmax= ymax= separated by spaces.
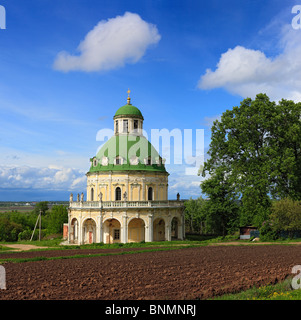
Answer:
xmin=201 ymin=165 xmax=239 ymax=236
xmin=34 ymin=201 xmax=49 ymax=215
xmin=46 ymin=205 xmax=68 ymax=234
xmin=201 ymin=94 xmax=301 ymax=227
xmin=269 ymin=99 xmax=301 ymax=199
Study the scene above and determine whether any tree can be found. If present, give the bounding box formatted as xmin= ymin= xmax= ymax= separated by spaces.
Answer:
xmin=0 ymin=217 xmax=23 ymax=242
xmin=184 ymin=197 xmax=206 ymax=233
xmin=201 ymin=166 xmax=239 ymax=236
xmin=34 ymin=201 xmax=49 ymax=215
xmin=268 ymin=99 xmax=301 ymax=200
xmin=201 ymin=94 xmax=301 ymax=227
xmin=46 ymin=205 xmax=68 ymax=234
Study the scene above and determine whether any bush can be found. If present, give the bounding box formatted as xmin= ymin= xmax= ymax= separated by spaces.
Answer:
xmin=25 ymin=229 xmax=46 ymax=241
xmin=270 ymin=198 xmax=301 ymax=237
xmin=0 ymin=217 xmax=23 ymax=242
xmin=259 ymin=221 xmax=278 ymax=241
xmin=42 ymin=233 xmax=62 ymax=240
xmin=18 ymin=229 xmax=33 ymax=241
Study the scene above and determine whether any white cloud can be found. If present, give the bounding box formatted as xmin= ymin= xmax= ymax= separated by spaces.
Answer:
xmin=201 ymin=115 xmax=222 ymax=128
xmin=0 ymin=165 xmax=86 ymax=191
xmin=198 ymin=24 xmax=301 ymax=102
xmin=167 ymin=165 xmax=205 ymax=199
xmin=1 ymin=146 xmax=89 ymax=172
xmin=53 ymin=12 xmax=161 ymax=72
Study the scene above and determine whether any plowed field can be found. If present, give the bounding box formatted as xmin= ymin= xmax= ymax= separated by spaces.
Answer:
xmin=0 ymin=245 xmax=300 ymax=300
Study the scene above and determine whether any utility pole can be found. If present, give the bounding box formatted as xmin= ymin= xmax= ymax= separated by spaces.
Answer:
xmin=39 ymin=209 xmax=41 ymax=241
xmin=30 ymin=210 xmax=42 ymax=241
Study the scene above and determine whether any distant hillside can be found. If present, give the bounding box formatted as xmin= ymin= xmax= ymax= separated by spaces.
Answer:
xmin=0 ymin=201 xmax=69 ymax=212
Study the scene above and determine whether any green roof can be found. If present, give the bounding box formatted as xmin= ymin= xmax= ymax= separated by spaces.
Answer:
xmin=89 ymin=135 xmax=167 ymax=173
xmin=114 ymin=104 xmax=143 ymax=119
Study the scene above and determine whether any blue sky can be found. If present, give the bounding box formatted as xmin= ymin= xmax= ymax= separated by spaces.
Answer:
xmin=0 ymin=0 xmax=301 ymax=201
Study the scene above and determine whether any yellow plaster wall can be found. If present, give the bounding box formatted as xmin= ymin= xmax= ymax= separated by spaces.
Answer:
xmin=131 ymin=187 xmax=139 ymax=201
xmin=86 ymin=171 xmax=168 ymax=201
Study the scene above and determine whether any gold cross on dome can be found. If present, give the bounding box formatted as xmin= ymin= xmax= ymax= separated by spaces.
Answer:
xmin=127 ymin=88 xmax=131 ymax=104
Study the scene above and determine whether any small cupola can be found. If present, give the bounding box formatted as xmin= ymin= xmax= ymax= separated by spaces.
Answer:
xmin=113 ymin=89 xmax=144 ymax=135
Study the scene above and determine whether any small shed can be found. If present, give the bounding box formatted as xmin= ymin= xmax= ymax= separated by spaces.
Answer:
xmin=239 ymin=226 xmax=259 ymax=240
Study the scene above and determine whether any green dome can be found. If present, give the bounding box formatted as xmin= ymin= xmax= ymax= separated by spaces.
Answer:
xmin=89 ymin=135 xmax=166 ymax=173
xmin=114 ymin=104 xmax=143 ymax=119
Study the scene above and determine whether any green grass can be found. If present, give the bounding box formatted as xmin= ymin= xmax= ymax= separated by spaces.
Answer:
xmin=3 ymin=237 xmax=208 ymax=250
xmin=0 ymin=245 xmax=196 ymax=264
xmin=0 ymin=237 xmax=210 ymax=257
xmin=2 ymin=234 xmax=301 ymax=261
xmin=0 ymin=239 xmax=66 ymax=255
xmin=212 ymin=278 xmax=301 ymax=300
xmin=0 ymin=245 xmax=14 ymax=251
xmin=2 ymin=233 xmax=301 ymax=253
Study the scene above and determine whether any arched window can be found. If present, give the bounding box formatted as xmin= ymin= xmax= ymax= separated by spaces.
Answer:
xmin=123 ymin=120 xmax=128 ymax=133
xmin=115 ymin=156 xmax=123 ymax=165
xmin=133 ymin=120 xmax=138 ymax=132
xmin=115 ymin=187 xmax=121 ymax=201
xmin=148 ymin=187 xmax=153 ymax=201
xmin=91 ymin=188 xmax=94 ymax=201
xmin=93 ymin=158 xmax=98 ymax=167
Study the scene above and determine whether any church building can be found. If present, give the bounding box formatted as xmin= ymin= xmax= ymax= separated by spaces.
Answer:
xmin=65 ymin=91 xmax=185 ymax=244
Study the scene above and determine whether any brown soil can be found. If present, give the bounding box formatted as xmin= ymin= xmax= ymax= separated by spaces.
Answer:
xmin=0 ymin=245 xmax=299 ymax=300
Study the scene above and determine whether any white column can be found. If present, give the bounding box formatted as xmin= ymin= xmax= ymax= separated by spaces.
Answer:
xmin=78 ymin=215 xmax=83 ymax=245
xmin=97 ymin=214 xmax=103 ymax=243
xmin=178 ymin=217 xmax=183 ymax=240
xmin=129 ymin=119 xmax=133 ymax=134
xmin=74 ymin=220 xmax=78 ymax=241
xmin=165 ymin=214 xmax=171 ymax=241
xmin=126 ymin=175 xmax=129 ymax=201
xmin=96 ymin=177 xmax=99 ymax=202
xmin=144 ymin=224 xmax=148 ymax=242
xmin=109 ymin=174 xmax=112 ymax=200
xmin=67 ymin=213 xmax=71 ymax=243
xmin=147 ymin=213 xmax=153 ymax=242
xmin=142 ymin=178 xmax=145 ymax=200
xmin=122 ymin=214 xmax=128 ymax=243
